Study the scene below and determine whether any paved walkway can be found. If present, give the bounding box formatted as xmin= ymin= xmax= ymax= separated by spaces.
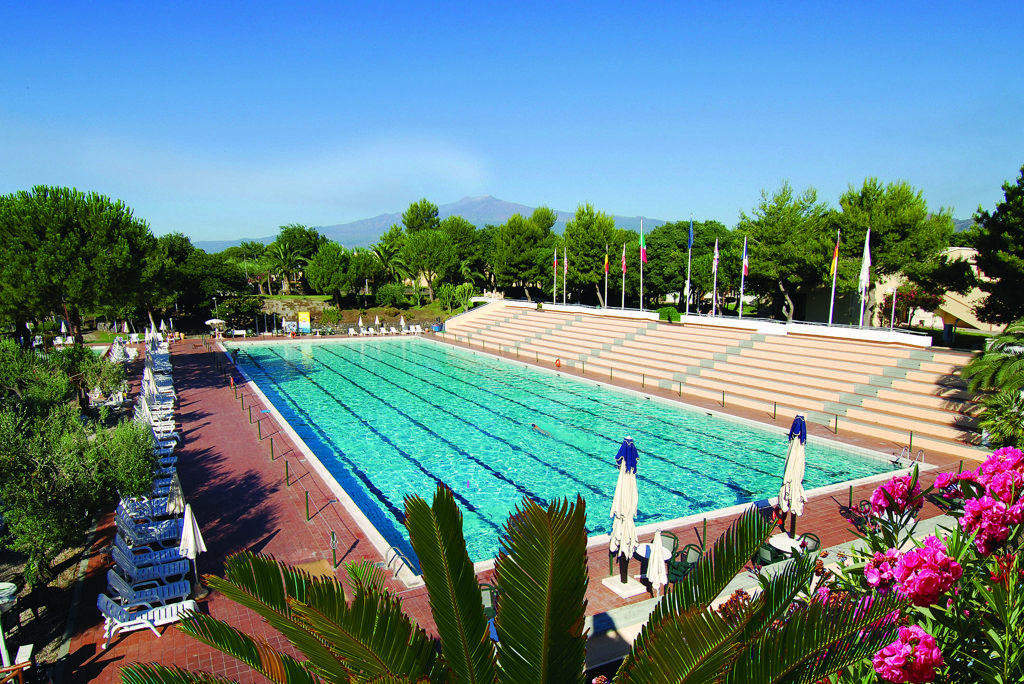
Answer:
xmin=60 ymin=335 xmax=968 ymax=682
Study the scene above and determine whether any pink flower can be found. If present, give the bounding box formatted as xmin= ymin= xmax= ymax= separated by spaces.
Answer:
xmin=894 ymin=536 xmax=962 ymax=606
xmin=966 ymin=447 xmax=1024 ymax=503
xmin=873 ymin=625 xmax=944 ymax=683
xmin=932 ymin=471 xmax=958 ymax=489
xmin=864 ymin=548 xmax=901 ymax=595
xmin=960 ymin=495 xmax=1024 ymax=555
xmin=871 ymin=474 xmax=924 ymax=517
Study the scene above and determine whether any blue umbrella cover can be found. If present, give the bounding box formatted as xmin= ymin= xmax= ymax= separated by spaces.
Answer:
xmin=615 ymin=436 xmax=639 ymax=473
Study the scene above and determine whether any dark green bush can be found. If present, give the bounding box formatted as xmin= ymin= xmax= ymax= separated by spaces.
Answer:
xmin=658 ymin=306 xmax=679 ymax=323
xmin=376 ymin=284 xmax=407 ymax=308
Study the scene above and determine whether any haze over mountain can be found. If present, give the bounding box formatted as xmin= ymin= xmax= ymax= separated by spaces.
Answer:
xmin=193 ymin=196 xmax=667 ymax=252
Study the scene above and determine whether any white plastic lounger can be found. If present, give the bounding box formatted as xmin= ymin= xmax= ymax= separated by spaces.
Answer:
xmin=107 ymin=569 xmax=191 ymax=608
xmin=348 ymin=327 xmax=358 ymax=336
xmin=115 ymin=508 xmax=183 ymax=548
xmin=97 ymin=593 xmax=197 ymax=649
xmin=113 ymin=533 xmax=185 ymax=567
xmin=111 ymin=547 xmax=190 ymax=588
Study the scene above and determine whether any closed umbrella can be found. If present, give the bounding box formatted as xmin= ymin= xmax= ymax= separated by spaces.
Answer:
xmin=123 ymin=321 xmax=130 ymax=334
xmin=179 ymin=504 xmax=208 ymax=598
xmin=159 ymin=319 xmax=167 ymax=331
xmin=60 ymin=320 xmax=67 ymax=335
xmin=647 ymin=530 xmax=668 ymax=596
xmin=609 ymin=437 xmax=640 ymax=583
xmin=778 ymin=414 xmax=808 ymax=536
xmin=374 ymin=315 xmax=380 ymax=328
xmin=400 ymin=315 xmax=406 ymax=331
xmin=358 ymin=316 xmax=364 ymax=330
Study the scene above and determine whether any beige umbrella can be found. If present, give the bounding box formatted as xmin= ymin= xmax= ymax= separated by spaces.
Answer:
xmin=179 ymin=504 xmax=208 ymax=597
xmin=609 ymin=437 xmax=640 ymax=583
xmin=647 ymin=530 xmax=668 ymax=596
xmin=166 ymin=472 xmax=186 ymax=516
xmin=778 ymin=414 xmax=808 ymax=536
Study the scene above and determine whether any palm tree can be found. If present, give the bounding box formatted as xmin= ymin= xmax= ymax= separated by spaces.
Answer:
xmin=265 ymin=242 xmax=306 ymax=295
xmin=962 ymin=319 xmax=1024 ymax=447
xmin=123 ymin=488 xmax=900 ymax=684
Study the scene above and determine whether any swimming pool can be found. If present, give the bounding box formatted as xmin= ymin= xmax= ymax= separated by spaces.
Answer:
xmin=231 ymin=337 xmax=892 ymax=565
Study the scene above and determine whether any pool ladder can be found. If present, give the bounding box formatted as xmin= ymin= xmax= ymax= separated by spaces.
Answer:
xmin=891 ymin=446 xmax=925 ymax=468
xmin=376 ymin=546 xmax=415 ymax=576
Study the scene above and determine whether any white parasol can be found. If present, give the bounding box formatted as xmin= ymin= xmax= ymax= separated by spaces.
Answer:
xmin=779 ymin=414 xmax=808 ymax=534
xmin=647 ymin=530 xmax=668 ymax=596
xmin=179 ymin=504 xmax=208 ymax=598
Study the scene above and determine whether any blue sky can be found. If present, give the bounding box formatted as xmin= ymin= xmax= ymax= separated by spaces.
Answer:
xmin=2 ymin=2 xmax=1021 ymax=242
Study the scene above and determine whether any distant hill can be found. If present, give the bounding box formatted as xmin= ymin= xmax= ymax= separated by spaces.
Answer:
xmin=953 ymin=217 xmax=976 ymax=233
xmin=194 ymin=196 xmax=666 ymax=251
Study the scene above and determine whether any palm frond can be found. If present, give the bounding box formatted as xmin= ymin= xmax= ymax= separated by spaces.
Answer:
xmin=121 ymin=663 xmax=246 ymax=684
xmin=405 ymin=485 xmax=497 ymax=684
xmin=741 ymin=554 xmax=819 ymax=637
xmin=725 ymin=592 xmax=905 ymax=684
xmin=172 ymin=611 xmax=322 ymax=684
xmin=207 ymin=551 xmax=440 ymax=683
xmin=346 ymin=559 xmax=389 ymax=594
xmin=494 ymin=495 xmax=589 ymax=684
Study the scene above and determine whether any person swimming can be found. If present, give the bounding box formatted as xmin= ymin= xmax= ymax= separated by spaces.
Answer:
xmin=531 ymin=423 xmax=552 ymax=437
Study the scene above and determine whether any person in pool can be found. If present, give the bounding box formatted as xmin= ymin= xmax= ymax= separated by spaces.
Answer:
xmin=531 ymin=423 xmax=552 ymax=437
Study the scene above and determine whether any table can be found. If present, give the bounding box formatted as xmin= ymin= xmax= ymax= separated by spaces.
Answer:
xmin=768 ymin=534 xmax=804 ymax=554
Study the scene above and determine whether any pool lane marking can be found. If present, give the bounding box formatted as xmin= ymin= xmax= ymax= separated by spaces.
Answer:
xmin=320 ymin=343 xmax=715 ymax=510
xmin=259 ymin=347 xmax=534 ymax=526
xmin=243 ymin=349 xmax=504 ymax=539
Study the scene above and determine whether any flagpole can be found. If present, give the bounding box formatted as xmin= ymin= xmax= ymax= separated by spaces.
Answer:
xmin=563 ymin=246 xmax=567 ymax=306
xmin=739 ymin=236 xmax=747 ymax=319
xmin=685 ymin=214 xmax=693 ymax=316
xmin=621 ymin=243 xmax=626 ymax=309
xmin=828 ymin=229 xmax=840 ymax=326
xmin=639 ymin=219 xmax=644 ymax=311
xmin=604 ymin=244 xmax=608 ymax=309
xmin=858 ymin=228 xmax=871 ymax=327
xmin=711 ymin=238 xmax=719 ymax=316
xmin=553 ymin=248 xmax=557 ymax=306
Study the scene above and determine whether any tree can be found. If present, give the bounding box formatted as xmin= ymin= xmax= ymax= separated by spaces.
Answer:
xmin=219 ymin=296 xmax=265 ymax=330
xmin=564 ymin=204 xmax=616 ymax=307
xmin=346 ymin=249 xmax=385 ymax=308
xmin=738 ymin=183 xmax=831 ymax=321
xmin=490 ymin=212 xmax=556 ymax=301
xmin=645 ymin=219 xmax=730 ymax=312
xmin=969 ymin=165 xmax=1024 ymax=325
xmin=306 ymin=241 xmax=352 ymax=307
xmin=0 ymin=339 xmax=155 ymax=585
xmin=835 ymin=178 xmax=960 ymax=323
xmin=372 ymin=224 xmax=407 ymax=286
xmin=123 ymin=488 xmax=900 ymax=684
xmin=274 ymin=224 xmax=328 ymax=262
xmin=440 ymin=215 xmax=479 ymax=286
xmin=402 ymin=230 xmax=455 ymax=302
xmin=0 ymin=186 xmax=166 ymax=343
xmin=961 ymin=319 xmax=1024 ymax=447
xmin=176 ymin=250 xmax=247 ymax=320
xmin=265 ymin=242 xmax=306 ymax=295
xmin=402 ymin=198 xmax=441 ymax=234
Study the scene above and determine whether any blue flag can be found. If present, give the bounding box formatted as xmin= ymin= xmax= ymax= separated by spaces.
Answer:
xmin=688 ymin=216 xmax=694 ymax=249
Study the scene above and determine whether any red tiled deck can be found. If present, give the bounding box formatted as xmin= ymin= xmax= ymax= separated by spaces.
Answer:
xmin=62 ymin=334 xmax=966 ymax=683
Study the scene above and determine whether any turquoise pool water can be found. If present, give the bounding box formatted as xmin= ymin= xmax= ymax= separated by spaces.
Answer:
xmin=232 ymin=338 xmax=891 ymax=565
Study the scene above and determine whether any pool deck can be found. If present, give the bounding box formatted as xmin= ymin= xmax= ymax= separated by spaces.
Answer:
xmin=61 ymin=334 xmax=967 ymax=683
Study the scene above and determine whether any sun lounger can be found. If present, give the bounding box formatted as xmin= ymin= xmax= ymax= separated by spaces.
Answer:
xmin=111 ymin=547 xmax=190 ymax=588
xmin=119 ymin=496 xmax=176 ymax=522
xmin=97 ymin=593 xmax=197 ymax=649
xmin=388 ymin=326 xmax=400 ymax=335
xmin=114 ymin=507 xmax=183 ymax=548
xmin=348 ymin=327 xmax=358 ymax=336
xmin=113 ymin=533 xmax=185 ymax=567
xmin=106 ymin=569 xmax=191 ymax=608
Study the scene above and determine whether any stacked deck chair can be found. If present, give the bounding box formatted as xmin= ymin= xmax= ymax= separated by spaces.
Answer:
xmin=98 ymin=334 xmax=197 ymax=649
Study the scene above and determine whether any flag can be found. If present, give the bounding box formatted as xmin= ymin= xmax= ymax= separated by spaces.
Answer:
xmin=688 ymin=215 xmax=694 ymax=250
xmin=604 ymin=248 xmax=609 ymax=273
xmin=830 ymin=230 xmax=840 ymax=277
xmin=712 ymin=238 xmax=719 ymax=274
xmin=563 ymin=246 xmax=567 ymax=275
xmin=621 ymin=243 xmax=627 ymax=273
xmin=553 ymin=248 xmax=558 ymax=273
xmin=741 ymin=236 xmax=748 ymax=276
xmin=640 ymin=225 xmax=647 ymax=263
xmin=857 ymin=228 xmax=871 ymax=293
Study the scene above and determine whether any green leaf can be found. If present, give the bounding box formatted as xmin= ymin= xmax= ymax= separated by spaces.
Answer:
xmin=122 ymin=662 xmax=247 ymax=684
xmin=494 ymin=496 xmax=589 ymax=684
xmin=405 ymin=485 xmax=497 ymax=684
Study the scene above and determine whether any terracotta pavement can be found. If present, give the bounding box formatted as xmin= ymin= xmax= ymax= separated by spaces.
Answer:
xmin=60 ymin=335 xmax=971 ymax=683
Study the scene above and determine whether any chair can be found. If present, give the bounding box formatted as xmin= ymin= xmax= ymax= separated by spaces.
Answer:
xmin=388 ymin=326 xmax=400 ymax=335
xmin=111 ymin=547 xmax=190 ymax=588
xmin=797 ymin=532 xmax=821 ymax=554
xmin=480 ymin=582 xmax=499 ymax=621
xmin=107 ymin=569 xmax=191 ymax=608
xmin=348 ymin=327 xmax=358 ymax=336
xmin=113 ymin=533 xmax=185 ymax=567
xmin=754 ymin=544 xmax=781 ymax=568
xmin=668 ymin=543 xmax=701 ymax=582
xmin=97 ymin=593 xmax=197 ymax=649
xmin=114 ymin=507 xmax=183 ymax=548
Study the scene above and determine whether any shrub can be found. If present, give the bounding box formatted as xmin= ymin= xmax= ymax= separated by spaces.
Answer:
xmin=658 ymin=306 xmax=679 ymax=323
xmin=319 ymin=308 xmax=344 ymax=325
xmin=375 ymin=283 xmax=407 ymax=308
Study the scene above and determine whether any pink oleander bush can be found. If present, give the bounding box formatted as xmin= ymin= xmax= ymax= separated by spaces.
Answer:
xmin=892 ymin=536 xmax=962 ymax=606
xmin=960 ymin=494 xmax=1024 ymax=555
xmin=864 ymin=548 xmax=901 ymax=594
xmin=872 ymin=625 xmax=944 ymax=684
xmin=870 ymin=473 xmax=924 ymax=517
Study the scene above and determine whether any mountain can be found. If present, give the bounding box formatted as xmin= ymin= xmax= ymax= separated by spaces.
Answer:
xmin=953 ymin=217 xmax=976 ymax=233
xmin=194 ymin=196 xmax=667 ymax=251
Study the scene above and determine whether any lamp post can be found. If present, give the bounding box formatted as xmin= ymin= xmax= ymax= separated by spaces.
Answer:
xmin=212 ymin=296 xmax=218 ymax=319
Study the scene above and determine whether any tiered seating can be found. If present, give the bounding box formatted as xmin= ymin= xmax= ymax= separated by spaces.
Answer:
xmin=444 ymin=302 xmax=985 ymax=461
xmin=98 ymin=334 xmax=197 ymax=649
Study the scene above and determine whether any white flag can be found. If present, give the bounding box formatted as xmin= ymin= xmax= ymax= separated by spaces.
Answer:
xmin=858 ymin=228 xmax=871 ymax=293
